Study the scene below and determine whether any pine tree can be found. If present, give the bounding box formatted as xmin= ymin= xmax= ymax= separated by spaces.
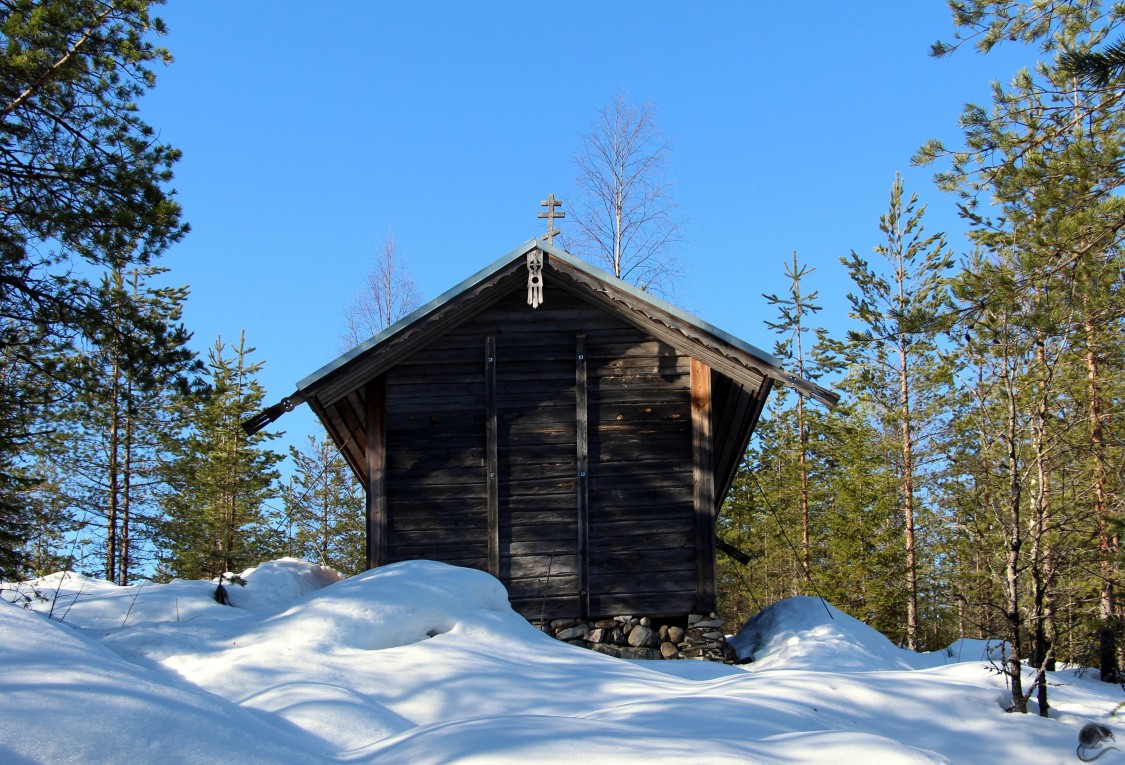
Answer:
xmin=0 ymin=1 xmax=185 ymax=572
xmin=923 ymin=1 xmax=1125 ymax=687
xmin=838 ymin=175 xmax=955 ymax=650
xmin=0 ymin=325 xmax=72 ymax=578
xmin=73 ymin=267 xmax=196 ymax=583
xmin=17 ymin=452 xmax=83 ymax=577
xmin=816 ymin=399 xmax=908 ymax=641
xmin=157 ymin=332 xmax=281 ymax=581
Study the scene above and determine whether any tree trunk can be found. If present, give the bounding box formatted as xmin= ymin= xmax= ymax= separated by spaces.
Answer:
xmin=1030 ymin=334 xmax=1056 ymax=716
xmin=105 ymin=351 xmax=120 ymax=583
xmin=1004 ymin=369 xmax=1026 ymax=713
xmin=798 ymin=394 xmax=810 ymax=579
xmin=899 ymin=341 xmax=918 ymax=650
xmin=1086 ymin=313 xmax=1117 ymax=682
xmin=119 ymin=394 xmax=133 ymax=586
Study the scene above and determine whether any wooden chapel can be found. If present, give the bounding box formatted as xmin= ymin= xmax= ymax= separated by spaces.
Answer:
xmin=247 ymin=239 xmax=836 ymax=622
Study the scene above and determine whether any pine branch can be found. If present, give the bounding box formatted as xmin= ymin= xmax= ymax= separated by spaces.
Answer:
xmin=0 ymin=2 xmax=120 ymax=120
xmin=1059 ymin=37 xmax=1125 ymax=88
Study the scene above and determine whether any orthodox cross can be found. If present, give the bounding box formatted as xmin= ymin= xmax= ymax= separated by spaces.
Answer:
xmin=538 ymin=194 xmax=565 ymax=244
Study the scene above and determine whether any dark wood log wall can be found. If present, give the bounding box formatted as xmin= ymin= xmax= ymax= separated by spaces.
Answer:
xmin=371 ymin=281 xmax=709 ymax=620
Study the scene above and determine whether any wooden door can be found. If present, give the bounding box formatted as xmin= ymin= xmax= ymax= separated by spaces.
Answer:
xmin=493 ymin=328 xmax=581 ymax=621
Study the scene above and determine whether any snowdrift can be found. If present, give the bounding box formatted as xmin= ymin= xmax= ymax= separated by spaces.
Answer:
xmin=728 ymin=595 xmax=1006 ymax=671
xmin=2 ymin=559 xmax=1122 ymax=764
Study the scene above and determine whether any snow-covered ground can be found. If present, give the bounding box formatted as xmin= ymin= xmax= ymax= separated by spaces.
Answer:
xmin=2 ymin=559 xmax=1123 ymax=764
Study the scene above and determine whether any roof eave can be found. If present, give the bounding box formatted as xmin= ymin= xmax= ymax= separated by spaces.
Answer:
xmin=296 ymin=239 xmax=544 ymax=394
xmin=261 ymin=238 xmax=837 ymax=431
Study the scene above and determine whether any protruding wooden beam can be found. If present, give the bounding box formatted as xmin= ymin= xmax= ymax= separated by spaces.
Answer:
xmin=691 ymin=358 xmax=716 ymax=611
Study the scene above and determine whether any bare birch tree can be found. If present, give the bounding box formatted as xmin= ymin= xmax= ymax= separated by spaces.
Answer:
xmin=570 ymin=93 xmax=683 ymax=296
xmin=340 ymin=235 xmax=422 ymax=350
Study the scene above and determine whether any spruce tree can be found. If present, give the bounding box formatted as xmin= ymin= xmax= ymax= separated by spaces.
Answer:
xmin=718 ymin=254 xmax=836 ymax=628
xmin=762 ymin=252 xmax=831 ymax=579
xmin=158 ymin=333 xmax=281 ymax=581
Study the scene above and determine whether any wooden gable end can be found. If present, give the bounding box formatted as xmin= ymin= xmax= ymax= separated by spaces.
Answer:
xmin=286 ymin=243 xmax=829 ymax=621
xmin=360 ymin=279 xmax=709 ymax=619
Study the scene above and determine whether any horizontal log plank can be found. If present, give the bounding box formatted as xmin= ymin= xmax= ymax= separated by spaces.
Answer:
xmin=387 ymin=483 xmax=487 ymax=501
xmin=586 ymin=507 xmax=694 ymax=528
xmin=499 ymin=475 xmax=577 ymax=495
xmin=386 ymin=465 xmax=489 ymax=485
xmin=507 ymin=581 xmax=579 ymax=601
xmin=499 ymin=460 xmax=580 ymax=482
xmin=387 ymin=540 xmax=489 ymax=558
xmin=388 ymin=527 xmax=491 ymax=547
xmin=462 ymin=308 xmax=619 ymax=331
xmin=385 ymin=360 xmax=484 ymax=383
xmin=387 ymin=447 xmax=486 ymax=471
xmin=588 ymin=571 xmax=697 ymax=595
xmin=589 ymin=516 xmax=694 ymax=535
xmin=588 ymin=547 xmax=695 ymax=573
xmin=502 ymin=553 xmax=580 ymax=575
xmin=596 ymin=400 xmax=689 ymax=422
xmin=587 ymin=533 xmax=694 ymax=554
xmin=587 ymin=459 xmax=692 ymax=480
xmin=388 ymin=496 xmax=487 ymax=514
xmin=590 ymin=438 xmax=692 ymax=463
xmin=594 ymin=383 xmax=689 ymax=401
xmin=588 ymin=592 xmax=697 ymax=619
xmin=389 ymin=513 xmax=487 ymax=532
xmin=384 ymin=394 xmax=485 ymax=415
xmin=508 ymin=595 xmax=580 ymax=621
xmin=502 ymin=530 xmax=579 ymax=551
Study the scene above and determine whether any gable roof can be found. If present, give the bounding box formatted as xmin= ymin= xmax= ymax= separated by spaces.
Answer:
xmin=296 ymin=239 xmax=836 ymax=407
xmin=245 ymin=240 xmax=838 ymax=506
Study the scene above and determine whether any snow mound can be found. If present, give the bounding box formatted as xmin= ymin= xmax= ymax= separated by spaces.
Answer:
xmin=3 ymin=571 xmax=243 ymax=629
xmin=4 ymin=559 xmax=1122 ymax=764
xmin=224 ymin=557 xmax=343 ymax=613
xmin=1 ymin=557 xmax=343 ymax=630
xmin=930 ymin=637 xmax=1007 ymax=666
xmin=0 ymin=598 xmax=320 ymax=764
xmin=241 ymin=559 xmax=515 ymax=652
xmin=730 ymin=596 xmax=1012 ymax=673
xmin=730 ymin=596 xmax=929 ymax=671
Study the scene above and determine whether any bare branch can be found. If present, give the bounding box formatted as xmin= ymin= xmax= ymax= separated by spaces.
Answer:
xmin=569 ymin=92 xmax=683 ymax=298
xmin=339 ymin=234 xmax=422 ymax=350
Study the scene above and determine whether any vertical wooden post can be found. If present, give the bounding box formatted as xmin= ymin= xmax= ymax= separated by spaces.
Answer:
xmin=691 ymin=359 xmax=716 ymax=611
xmin=575 ymin=332 xmax=590 ymax=619
xmin=365 ymin=376 xmax=387 ymax=569
xmin=485 ymin=334 xmax=499 ymax=578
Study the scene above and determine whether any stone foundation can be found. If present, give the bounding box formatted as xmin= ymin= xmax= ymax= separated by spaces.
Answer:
xmin=534 ymin=612 xmax=738 ymax=663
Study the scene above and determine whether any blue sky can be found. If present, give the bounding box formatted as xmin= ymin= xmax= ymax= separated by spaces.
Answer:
xmin=140 ymin=1 xmax=1035 ymax=455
